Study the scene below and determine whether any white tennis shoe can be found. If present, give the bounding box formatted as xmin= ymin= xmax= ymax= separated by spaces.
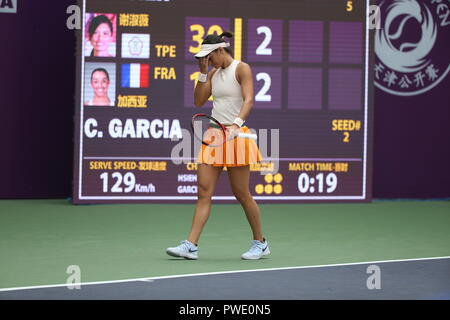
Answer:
xmin=166 ymin=240 xmax=198 ymax=260
xmin=241 ymin=239 xmax=270 ymax=260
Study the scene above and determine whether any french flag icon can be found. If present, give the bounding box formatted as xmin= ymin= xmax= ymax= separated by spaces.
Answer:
xmin=121 ymin=63 xmax=150 ymax=88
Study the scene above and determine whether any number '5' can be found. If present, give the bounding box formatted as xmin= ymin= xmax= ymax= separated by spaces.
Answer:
xmin=347 ymin=1 xmax=353 ymax=12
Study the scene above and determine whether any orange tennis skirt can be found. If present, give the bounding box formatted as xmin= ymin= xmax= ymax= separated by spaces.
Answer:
xmin=197 ymin=126 xmax=263 ymax=167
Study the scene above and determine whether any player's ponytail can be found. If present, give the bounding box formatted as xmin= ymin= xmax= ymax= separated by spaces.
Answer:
xmin=219 ymin=31 xmax=233 ymax=39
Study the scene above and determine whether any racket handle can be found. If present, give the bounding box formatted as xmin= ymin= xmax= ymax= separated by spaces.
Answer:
xmin=237 ymin=133 xmax=257 ymax=140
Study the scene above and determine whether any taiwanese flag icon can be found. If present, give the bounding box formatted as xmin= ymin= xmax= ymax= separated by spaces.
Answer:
xmin=121 ymin=63 xmax=150 ymax=88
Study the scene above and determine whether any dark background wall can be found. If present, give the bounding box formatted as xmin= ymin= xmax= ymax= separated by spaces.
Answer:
xmin=373 ymin=87 xmax=450 ymax=199
xmin=0 ymin=1 xmax=449 ymax=199
xmin=0 ymin=1 xmax=75 ymax=198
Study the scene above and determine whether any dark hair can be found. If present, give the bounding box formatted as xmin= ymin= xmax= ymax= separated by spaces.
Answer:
xmin=202 ymin=31 xmax=233 ymax=55
xmin=88 ymin=15 xmax=113 ymax=39
xmin=91 ymin=68 xmax=110 ymax=81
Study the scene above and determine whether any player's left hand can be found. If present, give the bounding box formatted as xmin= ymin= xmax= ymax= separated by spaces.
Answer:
xmin=226 ymin=124 xmax=240 ymax=140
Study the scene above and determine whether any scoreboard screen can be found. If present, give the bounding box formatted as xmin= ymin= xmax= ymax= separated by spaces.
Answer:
xmin=73 ymin=0 xmax=374 ymax=204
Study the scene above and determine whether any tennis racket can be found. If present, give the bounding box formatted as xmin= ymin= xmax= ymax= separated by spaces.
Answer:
xmin=191 ymin=113 xmax=257 ymax=147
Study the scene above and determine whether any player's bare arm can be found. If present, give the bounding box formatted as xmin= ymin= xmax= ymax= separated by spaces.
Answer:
xmin=194 ymin=56 xmax=218 ymax=107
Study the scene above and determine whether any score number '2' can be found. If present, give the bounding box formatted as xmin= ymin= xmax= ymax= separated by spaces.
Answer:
xmin=253 ymin=26 xmax=273 ymax=102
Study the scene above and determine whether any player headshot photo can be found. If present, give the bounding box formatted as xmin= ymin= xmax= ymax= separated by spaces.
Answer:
xmin=85 ymin=13 xmax=117 ymax=57
xmin=84 ymin=63 xmax=116 ymax=106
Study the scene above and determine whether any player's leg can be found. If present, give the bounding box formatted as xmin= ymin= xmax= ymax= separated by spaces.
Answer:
xmin=227 ymin=165 xmax=270 ymax=259
xmin=227 ymin=165 xmax=263 ymax=241
xmin=187 ymin=163 xmax=223 ymax=244
xmin=166 ymin=164 xmax=222 ymax=259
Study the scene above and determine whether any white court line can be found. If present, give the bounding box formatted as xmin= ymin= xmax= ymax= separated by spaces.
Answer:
xmin=139 ymin=279 xmax=154 ymax=283
xmin=0 ymin=256 xmax=449 ymax=293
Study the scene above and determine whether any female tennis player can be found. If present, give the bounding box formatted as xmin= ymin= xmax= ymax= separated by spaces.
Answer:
xmin=85 ymin=68 xmax=114 ymax=106
xmin=166 ymin=32 xmax=270 ymax=260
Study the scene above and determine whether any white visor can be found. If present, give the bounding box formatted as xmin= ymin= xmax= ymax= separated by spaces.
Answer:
xmin=194 ymin=42 xmax=230 ymax=58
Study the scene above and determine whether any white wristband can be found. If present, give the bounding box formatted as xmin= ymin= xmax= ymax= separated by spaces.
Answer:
xmin=198 ymin=73 xmax=207 ymax=83
xmin=233 ymin=117 xmax=245 ymax=128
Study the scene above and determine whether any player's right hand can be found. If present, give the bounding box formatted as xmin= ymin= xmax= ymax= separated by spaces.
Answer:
xmin=198 ymin=56 xmax=209 ymax=74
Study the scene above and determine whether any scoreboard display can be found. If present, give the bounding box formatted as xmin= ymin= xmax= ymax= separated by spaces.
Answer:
xmin=73 ymin=0 xmax=374 ymax=203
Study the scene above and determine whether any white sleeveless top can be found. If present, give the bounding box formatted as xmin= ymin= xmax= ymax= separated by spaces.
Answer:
xmin=211 ymin=59 xmax=243 ymax=125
